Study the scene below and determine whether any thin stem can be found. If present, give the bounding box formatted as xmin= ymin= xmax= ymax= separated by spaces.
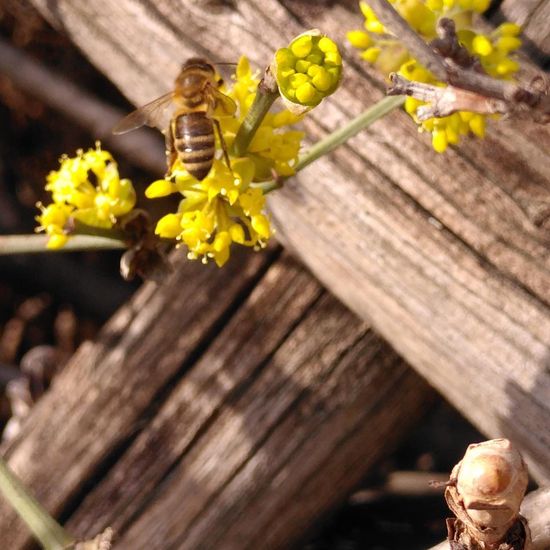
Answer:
xmin=0 ymin=234 xmax=126 ymax=255
xmin=66 ymin=220 xmax=128 ymax=241
xmin=233 ymin=70 xmax=279 ymax=157
xmin=295 ymin=95 xmax=404 ymax=172
xmin=250 ymin=180 xmax=282 ymax=194
xmin=0 ymin=457 xmax=75 ymax=550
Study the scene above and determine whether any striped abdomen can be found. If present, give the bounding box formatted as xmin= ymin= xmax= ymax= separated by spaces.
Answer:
xmin=174 ymin=112 xmax=215 ymax=181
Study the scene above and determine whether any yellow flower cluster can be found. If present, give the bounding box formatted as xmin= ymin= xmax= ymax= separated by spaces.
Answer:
xmin=36 ymin=146 xmax=136 ymax=249
xmin=274 ymin=32 xmax=343 ymax=110
xmin=347 ymin=0 xmax=522 ymax=152
xmin=148 ymin=56 xmax=304 ymax=267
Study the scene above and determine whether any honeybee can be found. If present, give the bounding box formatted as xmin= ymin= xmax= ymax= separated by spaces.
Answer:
xmin=113 ymin=58 xmax=236 ymax=180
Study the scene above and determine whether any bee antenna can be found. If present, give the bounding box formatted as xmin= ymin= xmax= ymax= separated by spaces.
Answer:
xmin=213 ymin=62 xmax=238 ymax=67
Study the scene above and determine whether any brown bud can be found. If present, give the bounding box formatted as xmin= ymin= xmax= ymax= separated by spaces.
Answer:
xmin=445 ymin=438 xmax=530 ymax=547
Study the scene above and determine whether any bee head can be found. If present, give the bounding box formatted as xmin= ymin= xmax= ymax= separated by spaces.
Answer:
xmin=180 ymin=58 xmax=215 ymax=74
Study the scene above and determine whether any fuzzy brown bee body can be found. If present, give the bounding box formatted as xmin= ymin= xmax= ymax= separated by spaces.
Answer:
xmin=172 ymin=111 xmax=216 ymax=181
xmin=113 ymin=58 xmax=236 ymax=180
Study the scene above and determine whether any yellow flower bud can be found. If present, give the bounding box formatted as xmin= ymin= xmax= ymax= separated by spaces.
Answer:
xmin=496 ymin=36 xmax=522 ymax=53
xmin=251 ymin=214 xmax=271 ymax=239
xmin=432 ymin=130 xmax=448 ymax=153
xmin=145 ymin=179 xmax=176 ymax=198
xmin=495 ymin=58 xmax=519 ymax=76
xmin=472 ymin=35 xmax=493 ymax=56
xmin=46 ymin=234 xmax=69 ymax=249
xmin=498 ymin=23 xmax=521 ymax=36
xmin=469 ymin=114 xmax=485 ymax=137
xmin=346 ymin=30 xmax=372 ymax=49
xmin=155 ymin=213 xmax=183 ymax=238
xmin=295 ymin=82 xmax=319 ymax=104
xmin=273 ymin=30 xmax=343 ymax=111
xmin=361 ymin=47 xmax=381 ymax=63
xmin=230 ymin=223 xmax=245 ymax=244
xmin=291 ymin=35 xmax=313 ymax=58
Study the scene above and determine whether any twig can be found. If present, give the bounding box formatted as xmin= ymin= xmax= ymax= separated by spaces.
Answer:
xmin=255 ymin=95 xmax=404 ymax=193
xmin=295 ymin=95 xmax=405 ymax=172
xmin=368 ymin=0 xmax=550 ymax=121
xmin=0 ymin=235 xmax=126 ymax=255
xmin=389 ymin=74 xmax=507 ymax=119
xmin=232 ymin=68 xmax=279 ymax=157
xmin=366 ymin=0 xmax=447 ymax=81
xmin=430 ymin=18 xmax=482 ymax=72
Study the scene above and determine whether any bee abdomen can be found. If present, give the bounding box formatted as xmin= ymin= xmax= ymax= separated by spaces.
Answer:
xmin=175 ymin=112 xmax=215 ymax=181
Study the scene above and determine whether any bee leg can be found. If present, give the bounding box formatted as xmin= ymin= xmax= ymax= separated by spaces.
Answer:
xmin=164 ymin=130 xmax=177 ymax=179
xmin=213 ymin=118 xmax=233 ymax=174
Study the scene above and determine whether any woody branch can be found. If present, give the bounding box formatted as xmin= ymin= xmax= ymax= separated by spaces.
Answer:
xmin=367 ymin=0 xmax=550 ymax=122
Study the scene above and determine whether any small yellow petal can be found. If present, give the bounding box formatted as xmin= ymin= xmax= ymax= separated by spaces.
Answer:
xmin=146 ymin=179 xmax=176 ymax=198
xmin=472 ymin=35 xmax=493 ymax=56
xmin=156 ymin=213 xmax=183 ymax=238
xmin=361 ymin=47 xmax=381 ymax=63
xmin=498 ymin=23 xmax=521 ymax=37
xmin=291 ymin=35 xmax=313 ymax=58
xmin=496 ymin=36 xmax=522 ymax=53
xmin=318 ymin=36 xmax=338 ymax=53
xmin=46 ymin=234 xmax=69 ymax=249
xmin=295 ymin=82 xmax=319 ymax=104
xmin=251 ymin=214 xmax=271 ymax=239
xmin=230 ymin=223 xmax=245 ymax=244
xmin=469 ymin=115 xmax=486 ymax=138
xmin=347 ymin=30 xmax=372 ymax=49
xmin=311 ymin=67 xmax=332 ymax=91
xmin=432 ymin=130 xmax=448 ymax=153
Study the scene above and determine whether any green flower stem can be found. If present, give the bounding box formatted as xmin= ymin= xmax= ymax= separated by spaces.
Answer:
xmin=250 ymin=180 xmax=282 ymax=194
xmin=295 ymin=95 xmax=405 ymax=172
xmin=0 ymin=457 xmax=75 ymax=550
xmin=0 ymin=234 xmax=126 ymax=255
xmin=232 ymin=70 xmax=279 ymax=157
xmin=67 ymin=220 xmax=128 ymax=242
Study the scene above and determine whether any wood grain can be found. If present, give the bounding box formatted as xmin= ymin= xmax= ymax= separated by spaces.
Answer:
xmin=0 ymin=251 xmax=432 ymax=549
xmin=63 ymin=255 xmax=431 ymax=549
xmin=0 ymin=248 xmax=276 ymax=547
xmin=24 ymin=0 xmax=550 ymax=483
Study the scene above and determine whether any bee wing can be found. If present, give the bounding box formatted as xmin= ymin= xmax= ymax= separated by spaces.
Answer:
xmin=113 ymin=92 xmax=176 ymax=134
xmin=210 ymin=87 xmax=237 ymax=116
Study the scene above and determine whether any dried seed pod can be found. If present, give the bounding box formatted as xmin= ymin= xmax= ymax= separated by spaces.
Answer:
xmin=445 ymin=438 xmax=532 ymax=549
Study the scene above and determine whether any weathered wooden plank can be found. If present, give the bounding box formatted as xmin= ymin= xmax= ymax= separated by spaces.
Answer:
xmin=70 ymin=283 xmax=428 ymax=550
xmin=0 ymin=251 xmax=432 ymax=549
xmin=65 ymin=254 xmax=327 ymax=535
xmin=0 ymin=248 xmax=277 ymax=548
xmin=24 ymin=0 xmax=550 ymax=482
